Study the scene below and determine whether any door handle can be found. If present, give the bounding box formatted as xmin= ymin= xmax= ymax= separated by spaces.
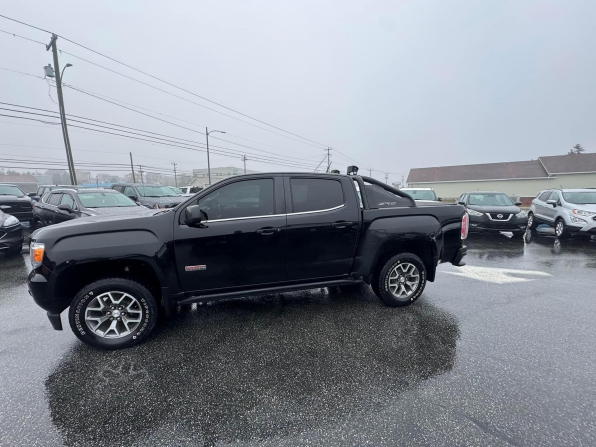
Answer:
xmin=256 ymin=227 xmax=281 ymax=235
xmin=332 ymin=221 xmax=353 ymax=229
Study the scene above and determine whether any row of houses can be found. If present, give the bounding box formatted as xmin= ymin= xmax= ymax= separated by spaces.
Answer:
xmin=406 ymin=152 xmax=596 ymax=202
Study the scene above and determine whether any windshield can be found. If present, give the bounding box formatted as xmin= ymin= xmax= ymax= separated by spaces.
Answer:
xmin=169 ymin=187 xmax=183 ymax=195
xmin=136 ymin=185 xmax=178 ymax=197
xmin=0 ymin=185 xmax=26 ymax=197
xmin=78 ymin=192 xmax=138 ymax=208
xmin=403 ymin=189 xmax=436 ymax=201
xmin=563 ymin=191 xmax=596 ymax=205
xmin=468 ymin=193 xmax=514 ymax=206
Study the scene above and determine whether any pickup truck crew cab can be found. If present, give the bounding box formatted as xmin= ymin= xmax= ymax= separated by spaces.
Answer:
xmin=28 ymin=172 xmax=468 ymax=349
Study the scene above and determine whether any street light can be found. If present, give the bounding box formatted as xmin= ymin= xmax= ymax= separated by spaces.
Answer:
xmin=205 ymin=127 xmax=225 ymax=186
xmin=60 ymin=63 xmax=73 ymax=80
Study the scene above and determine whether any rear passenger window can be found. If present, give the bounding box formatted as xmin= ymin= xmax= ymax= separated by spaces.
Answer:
xmin=290 ymin=178 xmax=344 ymax=213
xmin=48 ymin=193 xmax=62 ymax=206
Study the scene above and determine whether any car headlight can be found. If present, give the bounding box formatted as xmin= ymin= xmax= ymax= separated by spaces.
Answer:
xmin=573 ymin=209 xmax=596 ymax=217
xmin=570 ymin=216 xmax=587 ymax=225
xmin=515 ymin=210 xmax=527 ymax=218
xmin=2 ymin=215 xmax=19 ymax=227
xmin=30 ymin=242 xmax=45 ymax=268
xmin=466 ymin=208 xmax=483 ymax=217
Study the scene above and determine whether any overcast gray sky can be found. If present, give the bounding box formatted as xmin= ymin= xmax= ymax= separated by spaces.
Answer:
xmin=1 ymin=0 xmax=595 ymax=184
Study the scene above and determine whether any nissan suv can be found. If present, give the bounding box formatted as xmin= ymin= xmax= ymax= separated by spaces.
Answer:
xmin=528 ymin=189 xmax=596 ymax=238
xmin=111 ymin=183 xmax=186 ymax=209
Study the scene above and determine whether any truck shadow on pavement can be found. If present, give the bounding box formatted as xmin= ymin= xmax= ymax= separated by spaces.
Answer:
xmin=45 ymin=287 xmax=459 ymax=447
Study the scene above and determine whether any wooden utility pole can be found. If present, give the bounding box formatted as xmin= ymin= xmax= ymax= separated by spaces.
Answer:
xmin=385 ymin=173 xmax=389 ymax=184
xmin=139 ymin=165 xmax=144 ymax=184
xmin=171 ymin=162 xmax=178 ymax=187
xmin=129 ymin=152 xmax=136 ymax=182
xmin=46 ymin=34 xmax=77 ymax=185
xmin=241 ymin=155 xmax=247 ymax=173
xmin=325 ymin=147 xmax=332 ymax=172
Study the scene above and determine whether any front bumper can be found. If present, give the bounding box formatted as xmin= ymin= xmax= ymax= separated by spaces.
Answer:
xmin=0 ymin=224 xmax=24 ymax=251
xmin=469 ymin=215 xmax=528 ymax=233
xmin=28 ymin=268 xmax=71 ymax=325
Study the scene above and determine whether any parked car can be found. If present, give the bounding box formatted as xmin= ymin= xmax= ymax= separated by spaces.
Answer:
xmin=111 ymin=183 xmax=186 ymax=209
xmin=179 ymin=185 xmax=202 ymax=195
xmin=0 ymin=210 xmax=23 ymax=256
xmin=401 ymin=188 xmax=441 ymax=201
xmin=31 ymin=185 xmax=73 ymax=202
xmin=528 ymin=189 xmax=596 ymax=238
xmin=28 ymin=172 xmax=468 ymax=349
xmin=33 ymin=188 xmax=152 ymax=228
xmin=0 ymin=183 xmax=34 ymax=225
xmin=457 ymin=191 xmax=528 ymax=237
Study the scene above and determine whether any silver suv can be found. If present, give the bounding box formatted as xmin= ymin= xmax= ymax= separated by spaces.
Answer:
xmin=528 ymin=189 xmax=596 ymax=237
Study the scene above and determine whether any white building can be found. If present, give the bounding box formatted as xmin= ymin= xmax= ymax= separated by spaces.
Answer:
xmin=190 ymin=166 xmax=258 ymax=188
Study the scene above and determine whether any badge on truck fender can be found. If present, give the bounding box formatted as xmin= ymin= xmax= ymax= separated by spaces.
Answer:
xmin=185 ymin=265 xmax=206 ymax=271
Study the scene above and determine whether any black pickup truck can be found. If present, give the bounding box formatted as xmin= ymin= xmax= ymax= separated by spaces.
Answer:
xmin=28 ymin=172 xmax=468 ymax=349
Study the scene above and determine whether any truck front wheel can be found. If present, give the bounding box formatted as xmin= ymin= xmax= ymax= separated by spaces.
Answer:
xmin=375 ymin=253 xmax=427 ymax=307
xmin=68 ymin=278 xmax=158 ymax=350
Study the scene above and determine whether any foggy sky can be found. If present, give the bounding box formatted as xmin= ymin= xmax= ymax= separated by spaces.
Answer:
xmin=2 ymin=0 xmax=595 ymax=184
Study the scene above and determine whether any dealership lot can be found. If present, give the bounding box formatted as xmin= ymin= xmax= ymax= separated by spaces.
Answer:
xmin=1 ymin=230 xmax=596 ymax=446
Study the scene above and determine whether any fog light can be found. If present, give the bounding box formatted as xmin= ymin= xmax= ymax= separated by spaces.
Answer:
xmin=571 ymin=217 xmax=587 ymax=225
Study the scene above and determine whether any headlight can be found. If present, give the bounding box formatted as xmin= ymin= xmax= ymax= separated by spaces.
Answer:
xmin=30 ymin=242 xmax=45 ymax=268
xmin=515 ymin=210 xmax=527 ymax=218
xmin=570 ymin=216 xmax=587 ymax=225
xmin=466 ymin=208 xmax=483 ymax=217
xmin=573 ymin=209 xmax=596 ymax=217
xmin=2 ymin=215 xmax=19 ymax=227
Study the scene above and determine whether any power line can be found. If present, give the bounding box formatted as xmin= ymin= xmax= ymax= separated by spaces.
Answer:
xmin=0 ymin=28 xmax=45 ymax=45
xmin=0 ymin=104 xmax=320 ymax=169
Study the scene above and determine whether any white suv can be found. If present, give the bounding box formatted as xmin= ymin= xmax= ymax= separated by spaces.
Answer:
xmin=528 ymin=189 xmax=596 ymax=238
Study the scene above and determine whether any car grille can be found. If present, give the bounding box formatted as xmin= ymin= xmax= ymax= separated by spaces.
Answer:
xmin=488 ymin=213 xmax=511 ymax=220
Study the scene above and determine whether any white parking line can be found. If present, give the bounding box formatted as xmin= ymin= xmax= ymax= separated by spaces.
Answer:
xmin=442 ymin=265 xmax=552 ymax=284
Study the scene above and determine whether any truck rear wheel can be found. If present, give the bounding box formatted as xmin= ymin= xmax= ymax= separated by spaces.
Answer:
xmin=68 ymin=278 xmax=158 ymax=350
xmin=375 ymin=253 xmax=427 ymax=307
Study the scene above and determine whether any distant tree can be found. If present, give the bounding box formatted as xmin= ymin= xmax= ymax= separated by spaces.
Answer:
xmin=568 ymin=144 xmax=585 ymax=155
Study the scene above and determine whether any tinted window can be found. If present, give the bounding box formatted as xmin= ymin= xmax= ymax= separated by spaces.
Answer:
xmin=538 ymin=191 xmax=551 ymax=202
xmin=48 ymin=193 xmax=63 ymax=206
xmin=364 ymin=183 xmax=413 ymax=209
xmin=60 ymin=194 xmax=76 ymax=209
xmin=290 ymin=178 xmax=344 ymax=213
xmin=198 ymin=179 xmax=274 ymax=220
xmin=37 ymin=187 xmax=45 ymax=195
xmin=123 ymin=186 xmax=137 ymax=197
xmin=548 ymin=191 xmax=560 ymax=202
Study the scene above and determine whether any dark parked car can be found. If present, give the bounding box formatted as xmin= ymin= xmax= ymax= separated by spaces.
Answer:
xmin=33 ymin=188 xmax=152 ymax=228
xmin=28 ymin=172 xmax=468 ymax=350
xmin=457 ymin=191 xmax=528 ymax=237
xmin=111 ymin=183 xmax=186 ymax=209
xmin=31 ymin=185 xmax=72 ymax=202
xmin=0 ymin=210 xmax=23 ymax=255
xmin=0 ymin=183 xmax=34 ymax=224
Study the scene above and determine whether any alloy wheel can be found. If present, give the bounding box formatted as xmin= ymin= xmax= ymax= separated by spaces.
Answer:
xmin=556 ymin=221 xmax=564 ymax=237
xmin=388 ymin=263 xmax=420 ymax=299
xmin=527 ymin=214 xmax=533 ymax=227
xmin=85 ymin=291 xmax=143 ymax=338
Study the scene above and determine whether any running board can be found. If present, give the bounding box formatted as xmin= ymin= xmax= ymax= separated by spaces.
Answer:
xmin=177 ymin=279 xmax=363 ymax=305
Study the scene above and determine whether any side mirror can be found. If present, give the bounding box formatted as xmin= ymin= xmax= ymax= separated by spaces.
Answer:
xmin=128 ymin=195 xmax=138 ymax=201
xmin=457 ymin=201 xmax=466 ymax=206
xmin=515 ymin=201 xmax=522 ymax=206
xmin=27 ymin=192 xmax=36 ymax=197
xmin=57 ymin=204 xmax=73 ymax=213
xmin=546 ymin=199 xmax=557 ymax=207
xmin=184 ymin=205 xmax=204 ymax=227
xmin=437 ymin=197 xmax=443 ymax=202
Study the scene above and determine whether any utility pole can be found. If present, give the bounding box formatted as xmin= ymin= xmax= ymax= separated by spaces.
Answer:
xmin=205 ymin=127 xmax=212 ymax=186
xmin=241 ymin=155 xmax=247 ymax=173
xmin=139 ymin=165 xmax=144 ymax=184
xmin=129 ymin=152 xmax=136 ymax=183
xmin=171 ymin=162 xmax=178 ymax=187
xmin=401 ymin=175 xmax=405 ymax=188
xmin=368 ymin=169 xmax=372 ymax=177
xmin=46 ymin=34 xmax=77 ymax=185
xmin=325 ymin=147 xmax=332 ymax=172
xmin=96 ymin=175 xmax=98 ymax=188
xmin=385 ymin=173 xmax=389 ymax=184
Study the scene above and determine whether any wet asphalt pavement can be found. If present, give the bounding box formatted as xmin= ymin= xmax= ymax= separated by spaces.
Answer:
xmin=1 ymin=227 xmax=596 ymax=446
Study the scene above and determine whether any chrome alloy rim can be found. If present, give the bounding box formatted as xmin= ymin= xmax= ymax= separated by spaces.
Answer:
xmin=85 ymin=291 xmax=143 ymax=338
xmin=528 ymin=214 xmax=533 ymax=227
xmin=556 ymin=221 xmax=564 ymax=237
xmin=388 ymin=263 xmax=420 ymax=299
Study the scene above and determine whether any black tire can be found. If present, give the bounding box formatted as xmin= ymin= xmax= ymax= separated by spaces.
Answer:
xmin=375 ymin=253 xmax=427 ymax=307
xmin=68 ymin=278 xmax=158 ymax=350
xmin=511 ymin=231 xmax=525 ymax=239
xmin=527 ymin=212 xmax=538 ymax=231
xmin=555 ymin=218 xmax=569 ymax=239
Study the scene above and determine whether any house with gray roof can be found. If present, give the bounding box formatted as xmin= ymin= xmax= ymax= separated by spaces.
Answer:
xmin=407 ymin=152 xmax=596 ymax=200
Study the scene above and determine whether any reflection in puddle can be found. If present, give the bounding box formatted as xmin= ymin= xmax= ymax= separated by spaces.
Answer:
xmin=46 ymin=288 xmax=459 ymax=446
